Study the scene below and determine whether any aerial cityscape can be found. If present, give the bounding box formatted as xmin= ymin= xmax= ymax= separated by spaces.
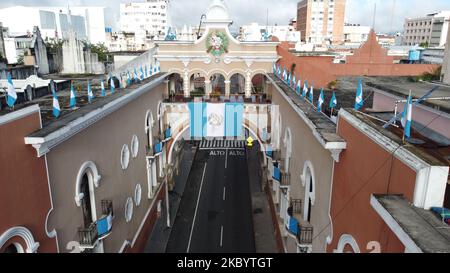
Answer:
xmin=0 ymin=0 xmax=449 ymax=261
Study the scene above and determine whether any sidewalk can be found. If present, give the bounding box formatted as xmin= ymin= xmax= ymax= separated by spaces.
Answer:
xmin=246 ymin=144 xmax=279 ymax=253
xmin=144 ymin=141 xmax=197 ymax=253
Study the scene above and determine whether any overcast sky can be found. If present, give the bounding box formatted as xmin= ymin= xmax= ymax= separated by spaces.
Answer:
xmin=0 ymin=0 xmax=449 ymax=33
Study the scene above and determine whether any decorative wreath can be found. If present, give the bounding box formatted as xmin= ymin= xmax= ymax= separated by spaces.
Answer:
xmin=206 ymin=31 xmax=229 ymax=56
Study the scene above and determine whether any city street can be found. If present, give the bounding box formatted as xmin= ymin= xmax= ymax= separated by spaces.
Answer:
xmin=166 ymin=139 xmax=255 ymax=253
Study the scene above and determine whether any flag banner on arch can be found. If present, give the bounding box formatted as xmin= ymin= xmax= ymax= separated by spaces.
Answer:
xmin=188 ymin=103 xmax=243 ymax=139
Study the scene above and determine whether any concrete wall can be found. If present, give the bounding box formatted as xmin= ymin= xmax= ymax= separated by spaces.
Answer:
xmin=0 ymin=106 xmax=57 ymax=253
xmin=270 ymin=83 xmax=335 ymax=252
xmin=327 ymin=111 xmax=417 ymax=253
xmin=45 ymin=82 xmax=166 ymax=253
xmin=443 ymin=25 xmax=450 ymax=84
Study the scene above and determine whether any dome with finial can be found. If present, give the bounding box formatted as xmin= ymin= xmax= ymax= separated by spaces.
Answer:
xmin=206 ymin=0 xmax=230 ymax=22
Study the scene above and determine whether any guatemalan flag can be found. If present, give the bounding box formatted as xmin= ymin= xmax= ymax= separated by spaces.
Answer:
xmin=401 ymin=93 xmax=413 ymax=139
xmin=282 ymin=69 xmax=287 ymax=82
xmin=354 ymin=79 xmax=364 ymax=110
xmin=277 ymin=66 xmax=281 ymax=78
xmin=296 ymin=80 xmax=302 ymax=95
xmin=69 ymin=82 xmax=76 ymax=107
xmin=188 ymin=103 xmax=244 ymax=138
xmin=52 ymin=92 xmax=60 ymax=118
xmin=127 ymin=71 xmax=132 ymax=86
xmin=309 ymin=81 xmax=314 ymax=102
xmin=287 ymin=73 xmax=291 ymax=86
xmin=134 ymin=68 xmax=139 ymax=81
xmin=302 ymin=80 xmax=308 ymax=98
xmin=6 ymin=73 xmax=17 ymax=107
xmin=144 ymin=65 xmax=148 ymax=78
xmin=140 ymin=66 xmax=145 ymax=81
xmin=87 ymin=81 xmax=94 ymax=103
xmin=292 ymin=75 xmax=296 ymax=88
xmin=153 ymin=63 xmax=158 ymax=74
xmin=149 ymin=65 xmax=153 ymax=76
xmin=101 ymin=80 xmax=106 ymax=97
xmin=330 ymin=91 xmax=337 ymax=108
xmin=317 ymin=88 xmax=324 ymax=112
xmin=110 ymin=74 xmax=115 ymax=94
xmin=273 ymin=63 xmax=277 ymax=74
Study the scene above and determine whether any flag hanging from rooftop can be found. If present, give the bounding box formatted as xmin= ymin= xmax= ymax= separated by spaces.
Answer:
xmin=318 ymin=88 xmax=324 ymax=112
xmin=144 ymin=65 xmax=148 ymax=78
xmin=309 ymin=81 xmax=314 ymax=103
xmin=302 ymin=80 xmax=308 ymax=98
xmin=6 ymin=73 xmax=17 ymax=108
xmin=292 ymin=75 xmax=296 ymax=88
xmin=330 ymin=91 xmax=337 ymax=109
xmin=296 ymin=80 xmax=301 ymax=95
xmin=87 ymin=81 xmax=94 ymax=103
xmin=101 ymin=80 xmax=106 ymax=97
xmin=53 ymin=92 xmax=60 ymax=118
xmin=69 ymin=82 xmax=76 ymax=108
xmin=134 ymin=68 xmax=139 ymax=81
xmin=110 ymin=74 xmax=115 ymax=94
xmin=354 ymin=79 xmax=364 ymax=110
xmin=140 ymin=66 xmax=145 ymax=81
xmin=401 ymin=93 xmax=413 ymax=139
xmin=127 ymin=70 xmax=132 ymax=86
xmin=273 ymin=63 xmax=276 ymax=74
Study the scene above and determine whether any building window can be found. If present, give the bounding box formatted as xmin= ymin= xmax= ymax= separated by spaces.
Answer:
xmin=131 ymin=135 xmax=139 ymax=158
xmin=125 ymin=197 xmax=134 ymax=223
xmin=121 ymin=144 xmax=130 ymax=170
xmin=135 ymin=184 xmax=142 ymax=206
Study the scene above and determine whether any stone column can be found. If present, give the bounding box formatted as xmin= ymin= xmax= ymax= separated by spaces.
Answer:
xmin=205 ymin=80 xmax=212 ymax=98
xmin=245 ymin=71 xmax=252 ymax=98
xmin=183 ymin=70 xmax=190 ymax=98
xmin=224 ymin=80 xmax=231 ymax=98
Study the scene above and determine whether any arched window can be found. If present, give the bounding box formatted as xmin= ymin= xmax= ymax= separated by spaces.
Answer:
xmin=283 ymin=127 xmax=292 ymax=173
xmin=0 ymin=227 xmax=39 ymax=253
xmin=335 ymin=234 xmax=361 ymax=253
xmin=230 ymin=73 xmax=245 ymax=94
xmin=210 ymin=73 xmax=226 ymax=95
xmin=302 ymin=161 xmax=316 ymax=223
xmin=145 ymin=110 xmax=155 ymax=148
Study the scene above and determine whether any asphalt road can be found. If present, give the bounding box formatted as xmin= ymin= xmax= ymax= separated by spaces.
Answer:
xmin=166 ymin=140 xmax=255 ymax=253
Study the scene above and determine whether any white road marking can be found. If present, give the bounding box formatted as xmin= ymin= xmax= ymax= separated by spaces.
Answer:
xmin=187 ymin=163 xmax=208 ymax=253
xmin=220 ymin=225 xmax=224 ymax=247
xmin=225 ymin=148 xmax=228 ymax=168
xmin=223 ymin=186 xmax=226 ymax=201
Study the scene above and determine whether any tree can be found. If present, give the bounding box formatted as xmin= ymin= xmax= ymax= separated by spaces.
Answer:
xmin=16 ymin=54 xmax=24 ymax=65
xmin=45 ymin=37 xmax=64 ymax=54
xmin=85 ymin=42 xmax=110 ymax=62
xmin=419 ymin=42 xmax=429 ymax=48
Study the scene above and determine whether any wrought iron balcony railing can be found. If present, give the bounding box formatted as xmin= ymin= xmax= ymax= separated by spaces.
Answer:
xmin=78 ymin=223 xmax=98 ymax=249
xmin=290 ymin=199 xmax=303 ymax=215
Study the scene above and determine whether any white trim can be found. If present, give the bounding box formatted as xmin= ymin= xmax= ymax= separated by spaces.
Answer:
xmin=370 ymin=195 xmax=422 ymax=253
xmin=24 ymin=73 xmax=169 ymax=157
xmin=0 ymin=104 xmax=40 ymax=126
xmin=135 ymin=184 xmax=142 ymax=207
xmin=74 ymin=161 xmax=102 ymax=207
xmin=121 ymin=144 xmax=130 ymax=170
xmin=44 ymin=154 xmax=59 ymax=252
xmin=131 ymin=135 xmax=139 ymax=158
xmin=0 ymin=227 xmax=40 ymax=253
xmin=302 ymin=161 xmax=316 ymax=221
xmin=118 ymin=240 xmax=131 ymax=253
xmin=125 ymin=197 xmax=134 ymax=223
xmin=334 ymin=234 xmax=361 ymax=253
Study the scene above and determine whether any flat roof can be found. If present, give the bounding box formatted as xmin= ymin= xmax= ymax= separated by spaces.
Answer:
xmin=373 ymin=194 xmax=450 ymax=253
xmin=268 ymin=73 xmax=346 ymax=149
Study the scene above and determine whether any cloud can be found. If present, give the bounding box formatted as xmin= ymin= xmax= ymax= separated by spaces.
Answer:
xmin=0 ymin=0 xmax=449 ymax=33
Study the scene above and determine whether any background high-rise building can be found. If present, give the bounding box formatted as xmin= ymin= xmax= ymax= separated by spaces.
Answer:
xmin=119 ymin=0 xmax=169 ymax=39
xmin=403 ymin=11 xmax=450 ymax=47
xmin=296 ymin=0 xmax=346 ymax=45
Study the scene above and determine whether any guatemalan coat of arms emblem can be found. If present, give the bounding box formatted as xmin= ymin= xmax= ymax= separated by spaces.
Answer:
xmin=206 ymin=31 xmax=229 ymax=56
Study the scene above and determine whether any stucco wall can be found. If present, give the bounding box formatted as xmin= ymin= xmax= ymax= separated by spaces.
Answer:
xmin=0 ymin=108 xmax=57 ymax=252
xmin=270 ymin=83 xmax=335 ymax=253
xmin=45 ymin=83 xmax=166 ymax=253
xmin=327 ymin=114 xmax=418 ymax=253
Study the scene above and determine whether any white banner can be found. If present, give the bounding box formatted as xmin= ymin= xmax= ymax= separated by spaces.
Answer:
xmin=206 ymin=103 xmax=225 ymax=137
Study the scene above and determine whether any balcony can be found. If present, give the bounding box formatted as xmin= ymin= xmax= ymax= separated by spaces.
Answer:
xmin=164 ymin=93 xmax=271 ymax=104
xmin=146 ymin=142 xmax=163 ymax=158
xmin=286 ymin=214 xmax=314 ymax=247
xmin=280 ymin=172 xmax=290 ymax=186
xmin=78 ymin=200 xmax=114 ymax=250
xmin=78 ymin=223 xmax=98 ymax=250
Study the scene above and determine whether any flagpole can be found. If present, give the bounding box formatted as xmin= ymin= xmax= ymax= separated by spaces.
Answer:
xmin=402 ymin=90 xmax=412 ymax=144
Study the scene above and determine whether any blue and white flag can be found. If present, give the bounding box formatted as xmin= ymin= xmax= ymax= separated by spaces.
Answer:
xmin=302 ymin=80 xmax=308 ymax=98
xmin=330 ymin=91 xmax=337 ymax=108
xmin=53 ymin=92 xmax=60 ymax=118
xmin=87 ymin=81 xmax=94 ymax=103
xmin=282 ymin=69 xmax=287 ymax=82
xmin=134 ymin=68 xmax=139 ymax=81
xmin=6 ymin=73 xmax=17 ymax=107
xmin=309 ymin=81 xmax=314 ymax=102
xmin=277 ymin=66 xmax=281 ymax=78
xmin=153 ymin=64 xmax=158 ymax=74
xmin=296 ymin=80 xmax=301 ymax=95
xmin=144 ymin=65 xmax=148 ymax=78
xmin=69 ymin=82 xmax=76 ymax=107
xmin=157 ymin=62 xmax=161 ymax=73
xmin=110 ymin=74 xmax=115 ymax=94
xmin=188 ymin=103 xmax=244 ymax=138
xmin=149 ymin=65 xmax=153 ymax=76
xmin=318 ymin=88 xmax=324 ymax=112
xmin=273 ymin=63 xmax=276 ymax=74
xmin=287 ymin=73 xmax=291 ymax=86
xmin=292 ymin=75 xmax=296 ymax=88
xmin=401 ymin=93 xmax=413 ymax=139
xmin=127 ymin=71 xmax=132 ymax=86
xmin=101 ymin=80 xmax=106 ymax=97
xmin=354 ymin=79 xmax=364 ymax=110
xmin=140 ymin=66 xmax=145 ymax=81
